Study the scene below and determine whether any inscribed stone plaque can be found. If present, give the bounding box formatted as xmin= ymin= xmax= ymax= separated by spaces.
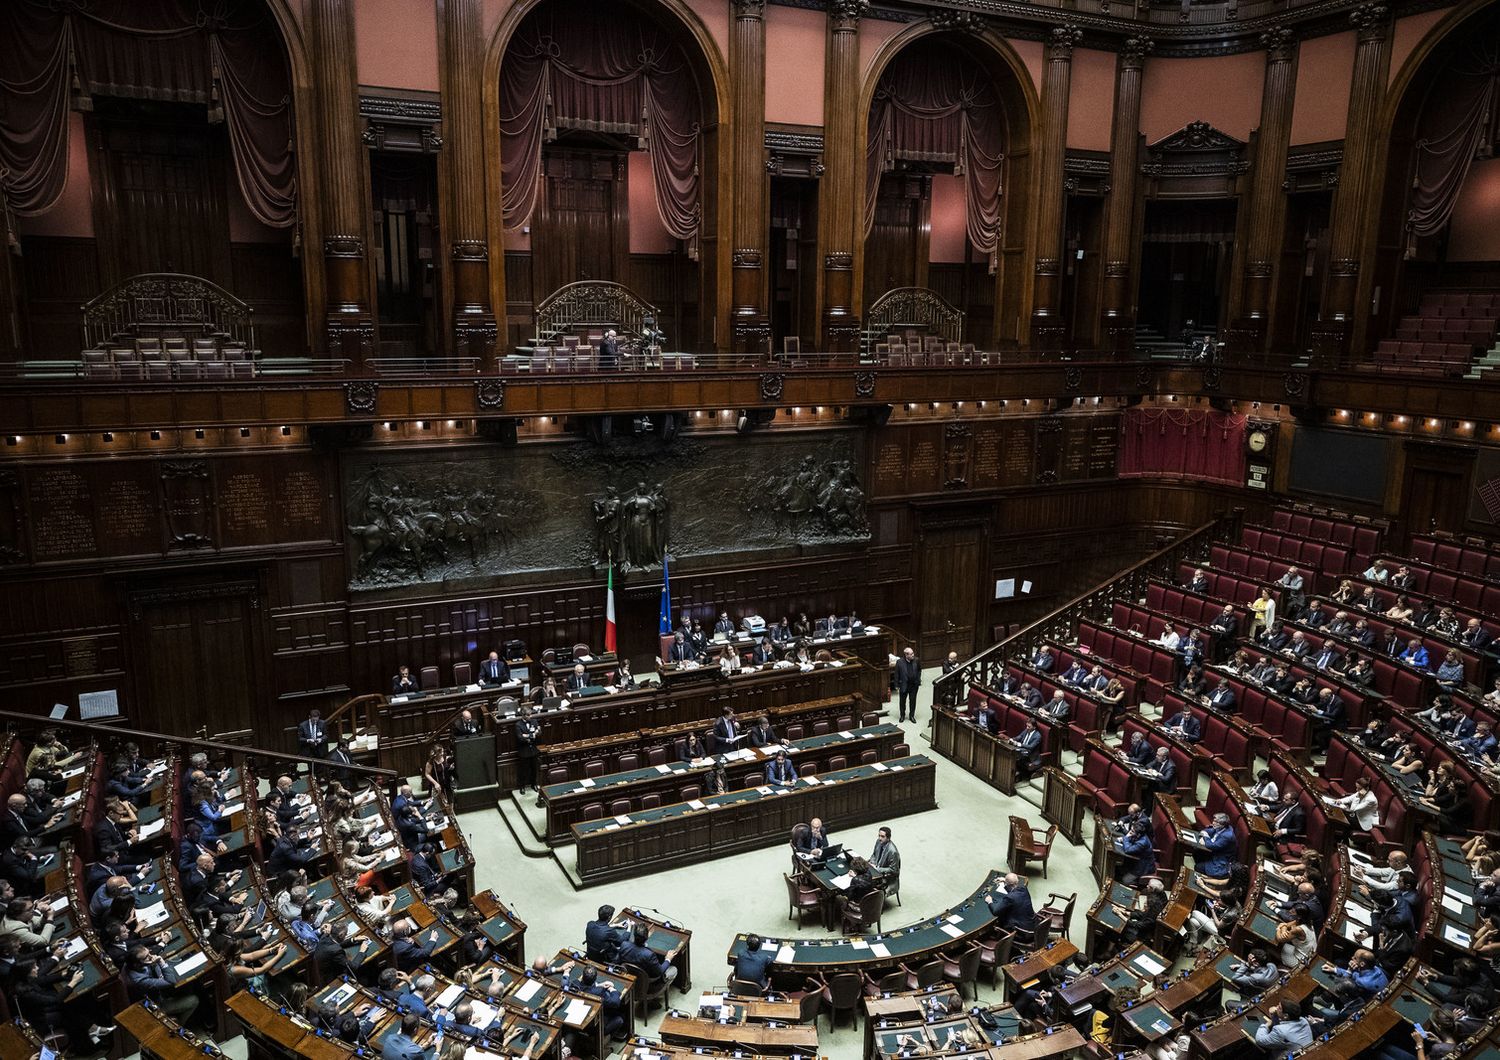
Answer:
xmin=219 ymin=469 xmax=273 ymax=546
xmin=96 ymin=468 xmax=160 ymax=556
xmin=1060 ymin=418 xmax=1093 ymax=481
xmin=29 ymin=468 xmax=97 ymax=560
xmin=999 ymin=421 xmax=1035 ymax=486
xmin=971 ymin=424 xmax=1002 ymax=489
xmin=279 ymin=465 xmax=329 ymax=538
xmin=1089 ymin=415 xmax=1121 ymax=478
xmin=907 ymin=433 xmax=942 ymax=494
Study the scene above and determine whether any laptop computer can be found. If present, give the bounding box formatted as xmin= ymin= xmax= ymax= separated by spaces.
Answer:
xmin=542 ymin=696 xmax=566 ymax=711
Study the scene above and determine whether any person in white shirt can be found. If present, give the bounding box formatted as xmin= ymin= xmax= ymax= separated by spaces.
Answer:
xmin=718 ymin=645 xmax=742 ymax=675
xmin=1249 ymin=770 xmax=1279 ymax=809
xmin=1353 ymin=850 xmax=1408 ymax=898
xmin=1326 ymin=775 xmax=1380 ymax=831
xmin=1157 ymin=624 xmax=1182 ymax=650
xmin=1363 ymin=560 xmax=1389 ymax=583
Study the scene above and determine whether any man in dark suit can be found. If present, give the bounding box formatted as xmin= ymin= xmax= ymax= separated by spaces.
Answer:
xmin=985 ymin=874 xmax=1036 ymax=933
xmin=391 ymin=920 xmax=439 ymax=971
xmin=1124 ymin=732 xmax=1154 ymax=767
xmin=391 ymin=666 xmax=418 ymax=695
xmin=1269 ymin=792 xmax=1306 ymax=845
xmin=1211 ymin=605 xmax=1239 ymax=640
xmin=796 ymin=818 xmax=833 ymax=855
xmin=939 ymin=651 xmax=962 ymax=705
xmin=408 ymin=844 xmax=448 ymax=897
xmin=1379 ymin=630 xmax=1404 ymax=657
xmin=1162 ymin=710 xmax=1202 ymax=742
xmin=752 ymin=638 xmax=776 ymax=665
xmin=297 ymin=711 xmax=328 ymax=759
xmin=584 ymin=905 xmax=629 ymax=962
xmin=479 ymin=651 xmax=510 ymax=685
xmin=734 ymin=934 xmax=775 ymax=989
xmin=1462 ymin=619 xmax=1494 ymax=650
xmin=1030 ymin=646 xmax=1055 ymax=673
xmin=668 ymin=632 xmax=695 ymax=664
xmin=1015 ymin=719 xmax=1043 ymax=778
xmin=712 ymin=708 xmax=740 ymax=750
xmin=567 ymin=662 xmax=590 ymax=692
xmin=1021 ymin=684 xmax=1044 ymax=710
xmin=620 ymin=921 xmax=678 ymax=986
xmin=1205 ymin=681 xmax=1237 ymax=712
xmin=1309 ymin=688 xmax=1346 ymax=750
xmin=894 ymin=647 xmax=921 ymax=723
xmin=714 ymin=612 xmax=735 ymax=636
xmin=767 ymin=751 xmax=798 ymax=785
xmin=325 ymin=738 xmax=356 ymax=787
xmin=599 ymin=329 xmax=620 ymax=371
xmin=1147 ymin=746 xmax=1177 ymax=795
xmin=1311 ymin=642 xmax=1342 ymax=671
xmin=452 ymin=709 xmax=481 ymax=738
xmin=1302 ymin=601 xmax=1330 ymax=628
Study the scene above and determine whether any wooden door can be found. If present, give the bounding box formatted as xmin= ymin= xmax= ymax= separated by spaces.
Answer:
xmin=863 ymin=173 xmax=931 ymax=310
xmin=1401 ymin=444 xmax=1474 ymax=541
xmin=916 ymin=523 xmax=985 ymax=661
xmin=128 ymin=581 xmax=263 ymax=742
xmin=533 ymin=148 xmax=628 ymax=305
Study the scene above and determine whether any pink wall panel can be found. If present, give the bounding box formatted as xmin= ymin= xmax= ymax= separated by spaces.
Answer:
xmin=1389 ymin=8 xmax=1451 ymax=91
xmin=355 ymin=0 xmax=439 ymax=91
xmin=506 ymin=226 xmax=531 ymax=252
xmin=681 ymin=0 xmax=730 ymax=81
xmin=629 ymin=151 xmax=676 ymax=255
xmin=1449 ymin=158 xmax=1500 ymax=262
xmin=1067 ymin=48 xmax=1117 ymax=151
xmin=766 ymin=5 xmax=825 ymax=126
xmin=929 ymin=173 xmax=967 ymax=263
xmin=1009 ymin=38 xmax=1044 ymax=97
xmin=1140 ymin=52 xmax=1265 ymax=143
xmin=1291 ymin=31 xmax=1355 ymax=145
xmin=859 ymin=17 xmax=904 ymax=84
xmin=16 ymin=112 xmax=93 ymax=239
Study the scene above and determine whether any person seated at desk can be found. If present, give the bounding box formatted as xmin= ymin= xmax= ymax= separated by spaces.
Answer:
xmin=1268 ymin=791 xmax=1306 ymax=846
xmin=795 ymin=817 xmax=833 ymax=856
xmin=1254 ymin=1000 xmax=1312 ymax=1052
xmin=996 ymin=671 xmax=1021 ymax=697
xmin=1222 ymin=948 xmax=1279 ymax=1005
xmin=1399 ymin=638 xmax=1431 ymax=669
xmin=1460 ymin=721 xmax=1498 ymax=761
xmin=1430 ymin=607 xmax=1459 ymax=637
xmin=1327 ymin=610 xmax=1356 ymax=638
xmin=1157 ymin=624 xmax=1183 ymax=650
xmin=1303 ymin=600 xmax=1331 ymax=629
xmin=1462 ymin=618 xmax=1494 ymax=651
xmin=790 ymin=644 xmax=814 ymax=667
xmin=1205 ymin=680 xmax=1238 ymax=712
xmin=1015 ymin=719 xmax=1044 ymax=778
xmin=566 ymin=965 xmax=627 ymax=1041
xmin=704 ymin=764 xmax=729 ymax=796
xmin=530 ymin=676 xmax=561 ymax=705
xmin=1322 ymin=947 xmax=1388 ymax=996
xmin=585 ymin=904 xmax=629 ymax=962
xmin=1059 ymin=659 xmax=1090 ymax=686
xmin=771 ymin=617 xmax=793 ymax=643
xmin=124 ymin=942 xmax=200 ymax=1026
xmin=2 ymin=838 xmax=49 ymax=897
xmin=1099 ymin=677 xmax=1126 ymax=706
xmin=714 ymin=611 xmax=736 ymax=637
xmin=974 ymin=699 xmax=999 ymax=734
xmin=381 ymin=1012 xmax=433 ymax=1060
xmin=1211 ymin=604 xmax=1239 ymax=641
xmin=1177 ymin=664 xmax=1207 ymax=698
xmin=1124 ymin=731 xmax=1155 ymax=768
xmin=747 ymin=715 xmax=777 ymax=747
xmin=1146 ymin=746 xmax=1178 ymax=794
xmin=1019 ymin=684 xmax=1044 ymax=710
xmin=1029 ymin=645 xmax=1055 ymax=673
xmin=793 ymin=613 xmax=812 ymax=637
xmin=1187 ymin=568 xmax=1211 ymax=595
xmin=1118 ymin=819 xmax=1155 ymax=885
xmin=562 ymin=661 xmax=588 ymax=692
xmin=479 ymin=650 xmax=510 ymax=686
xmin=844 ymin=856 xmax=878 ymax=899
xmin=619 ymin=920 xmax=678 ymax=986
xmin=1386 ymin=596 xmax=1416 ymax=624
xmin=610 ymin=659 xmax=636 ymax=689
xmin=679 ymin=732 xmax=707 ymax=763
xmin=718 ymin=645 xmax=742 ymax=675
xmin=1122 ymin=877 xmax=1169 ymax=944
xmin=1352 ymin=583 xmax=1380 ymax=612
xmin=1040 ymin=689 xmax=1071 ymax=722
xmin=734 ymin=933 xmax=775 ymax=989
xmin=984 ymin=873 xmax=1035 ymax=933
xmin=392 ymin=666 xmax=419 ymax=695
xmin=690 ymin=620 xmax=710 ymax=657
xmin=848 ymin=611 xmax=865 ymax=634
xmin=1180 ymin=629 xmax=1208 ymax=671
xmin=870 ymin=826 xmax=900 ymax=887
xmin=752 ymin=637 xmax=776 ymax=665
xmin=1162 ymin=708 xmax=1201 ymax=742
xmin=1436 ymin=649 xmax=1467 ymax=691
xmin=667 ymin=631 xmax=696 ymax=665
xmin=1110 ymin=802 xmax=1151 ymax=839
xmin=767 ymin=751 xmax=798 ymax=786
xmin=1248 ymin=769 xmax=1278 ymax=808
xmin=267 ymin=826 xmax=319 ymax=874
xmin=452 ymin=709 xmax=482 ymax=739
xmin=1193 ymin=813 xmax=1236 ymax=877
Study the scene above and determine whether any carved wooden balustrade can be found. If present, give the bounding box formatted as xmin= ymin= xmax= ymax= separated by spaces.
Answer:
xmin=82 ymin=273 xmax=257 ymax=350
xmin=532 ymin=281 xmax=658 ymax=348
xmin=863 ymin=287 xmax=965 ymax=352
xmin=933 ymin=513 xmax=1240 ymax=708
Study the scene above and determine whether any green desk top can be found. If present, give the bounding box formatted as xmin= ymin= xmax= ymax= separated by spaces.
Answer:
xmin=1121 ymin=999 xmax=1179 ymax=1041
xmin=728 ymin=871 xmax=1003 ymax=966
xmin=545 ymin=724 xmax=901 ymax=800
xmin=575 ymin=754 xmax=933 ymax=837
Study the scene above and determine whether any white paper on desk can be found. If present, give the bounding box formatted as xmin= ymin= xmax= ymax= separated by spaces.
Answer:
xmin=580 ymin=655 xmax=594 ymax=663
xmin=688 ymin=800 xmax=707 ymax=810
xmin=803 ymin=776 xmax=821 ymax=785
xmin=830 ymin=873 xmax=852 ymax=891
xmin=138 ymin=904 xmax=170 ymax=927
xmin=469 ymin=1001 xmax=499 ymax=1030
xmin=776 ymin=945 xmax=796 ymax=962
xmin=850 ymin=940 xmax=870 ymax=950
xmin=61 ymin=765 xmax=86 ymax=779
xmin=391 ymin=695 xmax=409 ymax=704
xmin=757 ymin=786 xmax=773 ymax=795
xmin=1134 ymin=953 xmax=1168 ymax=976
xmin=562 ymin=999 xmax=591 ymax=1026
xmin=1345 ymin=903 xmax=1372 ymax=926
xmin=60 ymin=790 xmax=82 ymax=807
xmin=175 ymin=952 xmax=209 ymax=976
xmin=49 ymin=895 xmax=69 ymax=913
xmin=136 ymin=819 xmax=165 ymax=838
xmin=62 ymin=936 xmax=88 ymax=959
xmin=1340 ymin=920 xmax=1363 ymax=943
xmin=656 ymin=765 xmax=672 ymax=774
xmin=1442 ymin=893 xmax=1469 ymax=915
xmin=614 ymin=814 xmax=632 ymax=824
xmin=1347 ymin=846 xmax=1373 ymax=866
xmin=946 ymin=914 xmax=962 ymax=924
xmin=872 ymin=763 xmax=889 ymax=772
xmin=891 ymin=766 xmax=904 ymax=771
xmin=1444 ymin=924 xmax=1472 ymax=946
xmin=436 ymin=984 xmax=466 ymax=1008
xmin=514 ymin=980 xmax=543 ymax=1002
xmin=580 ymin=778 xmax=595 ymax=788
xmin=222 ymin=802 xmax=244 ymax=816
xmin=1450 ymin=889 xmax=1473 ymax=906
xmin=605 ymin=824 xmax=620 ymax=831
xmin=939 ymin=924 xmax=965 ymax=939
xmin=838 ymin=731 xmax=853 ymax=739
xmin=870 ymin=943 xmax=892 ymax=958
xmin=700 ymin=993 xmax=725 ymax=1008
xmin=355 ymin=790 xmax=376 ymax=805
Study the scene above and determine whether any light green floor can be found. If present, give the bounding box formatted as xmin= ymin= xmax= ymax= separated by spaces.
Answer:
xmin=164 ymin=669 xmax=1104 ymax=1060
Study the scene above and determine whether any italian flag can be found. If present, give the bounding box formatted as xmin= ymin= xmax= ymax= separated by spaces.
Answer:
xmin=604 ymin=559 xmax=617 ymax=653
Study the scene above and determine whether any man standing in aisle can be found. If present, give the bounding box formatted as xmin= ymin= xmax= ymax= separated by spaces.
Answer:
xmin=895 ymin=647 xmax=922 ymax=723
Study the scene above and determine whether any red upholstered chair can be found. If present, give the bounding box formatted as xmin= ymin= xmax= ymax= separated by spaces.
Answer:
xmin=785 ymin=873 xmax=822 ymax=928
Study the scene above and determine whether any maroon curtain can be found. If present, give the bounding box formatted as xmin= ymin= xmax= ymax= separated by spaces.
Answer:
xmin=1407 ymin=39 xmax=1500 ymax=239
xmin=0 ymin=0 xmax=296 ymax=231
xmin=865 ymin=41 xmax=1005 ymax=264
xmin=500 ymin=0 xmax=702 ymax=247
xmin=1118 ymin=407 xmax=1247 ymax=485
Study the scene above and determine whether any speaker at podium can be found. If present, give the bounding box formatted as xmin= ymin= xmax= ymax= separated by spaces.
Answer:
xmin=453 ymin=731 xmax=498 ymax=811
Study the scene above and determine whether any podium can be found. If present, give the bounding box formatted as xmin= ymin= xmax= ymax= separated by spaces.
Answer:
xmin=453 ymin=733 xmax=498 ymax=812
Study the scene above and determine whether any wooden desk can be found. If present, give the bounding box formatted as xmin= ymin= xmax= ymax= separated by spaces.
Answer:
xmin=657 ymin=1013 xmax=819 ymax=1054
xmin=614 ymin=907 xmax=693 ymax=991
xmin=572 ymin=755 xmax=937 ymax=885
xmin=931 ymin=708 xmax=1026 ymax=795
xmin=118 ymin=1001 xmax=225 ymax=1059
xmin=542 ymin=723 xmax=905 ymax=842
xmin=1001 ymin=941 xmax=1080 ymax=1000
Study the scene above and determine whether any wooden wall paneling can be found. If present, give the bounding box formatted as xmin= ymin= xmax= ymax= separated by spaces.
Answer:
xmin=230 ymin=244 xmax=306 ymax=358
xmin=19 ymin=237 xmax=101 ymax=359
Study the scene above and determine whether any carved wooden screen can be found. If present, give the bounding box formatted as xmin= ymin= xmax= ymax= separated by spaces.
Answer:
xmin=863 ymin=174 xmax=930 ymax=311
xmin=532 ymin=148 xmax=629 ymax=309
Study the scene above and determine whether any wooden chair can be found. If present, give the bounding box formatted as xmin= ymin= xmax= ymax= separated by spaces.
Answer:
xmin=544 ymin=767 xmax=568 ymax=785
xmin=1039 ymin=892 xmax=1077 ymax=942
xmin=839 ymin=888 xmax=884 ymax=934
xmin=584 ymin=760 xmax=606 ymax=779
xmin=942 ymin=944 xmax=982 ymax=1000
xmin=608 ymin=799 xmax=631 ymax=817
xmin=901 ymin=958 xmax=945 ymax=991
xmin=628 ymin=964 xmax=671 ymax=1020
xmin=679 ymin=786 xmax=700 ymax=802
xmin=617 ymin=753 xmax=641 ymax=772
xmin=820 ymin=973 xmax=863 ymax=1030
xmin=862 ymin=968 xmax=905 ymax=997
xmin=1007 ymin=816 xmax=1057 ymax=877
xmin=639 ymin=794 xmax=661 ymax=810
xmin=581 ymin=802 xmax=605 ymax=821
xmin=785 ymin=873 xmax=822 ymax=928
xmin=419 ymin=666 xmax=440 ymax=689
xmin=452 ymin=662 xmax=473 ymax=686
xmin=729 ymin=977 xmax=764 ymax=997
xmin=975 ymin=928 xmax=1014 ymax=987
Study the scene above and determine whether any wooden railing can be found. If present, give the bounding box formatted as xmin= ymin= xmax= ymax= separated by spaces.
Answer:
xmin=532 ymin=280 xmax=658 ymax=348
xmin=932 ymin=513 xmax=1241 ymax=708
xmin=324 ymin=693 xmax=384 ymax=737
xmin=864 ymin=287 xmax=964 ymax=349
xmin=81 ymin=272 xmax=256 ymax=349
xmin=0 ymin=708 xmax=397 ymax=781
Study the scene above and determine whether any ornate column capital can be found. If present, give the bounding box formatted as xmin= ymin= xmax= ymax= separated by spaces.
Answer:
xmin=1260 ymin=27 xmax=1295 ymax=62
xmin=828 ymin=0 xmax=867 ymax=32
xmin=1120 ymin=36 xmax=1154 ymax=68
xmin=1349 ymin=3 xmax=1390 ymax=41
xmin=1049 ymin=25 xmax=1084 ymax=61
xmin=733 ymin=0 xmax=766 ymax=19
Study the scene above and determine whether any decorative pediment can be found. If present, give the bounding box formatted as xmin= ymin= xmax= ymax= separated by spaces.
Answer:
xmin=1142 ymin=120 xmax=1249 ymax=178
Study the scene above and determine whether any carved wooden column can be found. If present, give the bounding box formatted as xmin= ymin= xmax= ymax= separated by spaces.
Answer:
xmin=441 ymin=0 xmax=497 ymax=361
xmin=1030 ymin=25 xmax=1082 ymax=349
xmin=1099 ymin=36 xmax=1151 ymax=352
xmin=1236 ymin=29 xmax=1298 ymax=350
xmin=310 ymin=0 xmax=374 ymax=366
xmin=1315 ymin=3 xmax=1391 ymax=365
xmin=819 ymin=0 xmax=865 ymax=352
xmin=730 ymin=0 xmax=769 ymax=354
